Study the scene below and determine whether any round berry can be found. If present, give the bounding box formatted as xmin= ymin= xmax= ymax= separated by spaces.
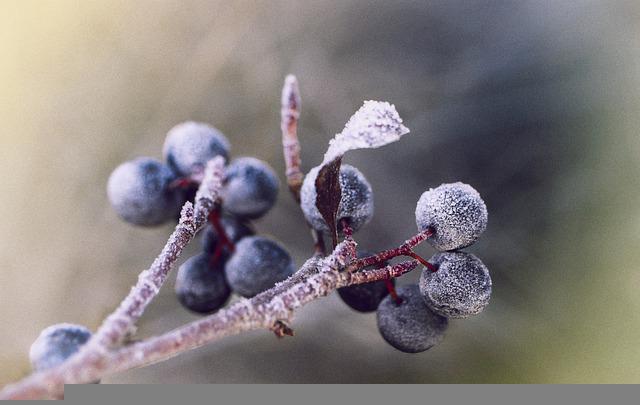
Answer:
xmin=337 ymin=251 xmax=392 ymax=313
xmin=415 ymin=182 xmax=487 ymax=251
xmin=221 ymin=157 xmax=279 ymax=219
xmin=107 ymin=157 xmax=179 ymax=226
xmin=175 ymin=253 xmax=231 ymax=314
xmin=376 ymin=285 xmax=448 ymax=353
xmin=225 ymin=236 xmax=295 ymax=297
xmin=300 ymin=164 xmax=374 ymax=234
xmin=163 ymin=121 xmax=230 ymax=177
xmin=29 ymin=323 xmax=92 ymax=371
xmin=419 ymin=251 xmax=492 ymax=318
xmin=202 ymin=214 xmax=254 ymax=254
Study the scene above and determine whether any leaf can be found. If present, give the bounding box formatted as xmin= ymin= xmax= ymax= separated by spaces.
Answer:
xmin=313 ymin=100 xmax=410 ymax=248
xmin=314 ymin=157 xmax=342 ymax=248
xmin=322 ymin=100 xmax=410 ymax=164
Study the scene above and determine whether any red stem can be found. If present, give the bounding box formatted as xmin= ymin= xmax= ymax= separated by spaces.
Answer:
xmin=208 ymin=209 xmax=235 ymax=252
xmin=384 ymin=279 xmax=402 ymax=305
xmin=353 ymin=227 xmax=434 ymax=270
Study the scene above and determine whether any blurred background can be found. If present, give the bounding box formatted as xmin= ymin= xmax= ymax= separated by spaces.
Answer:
xmin=1 ymin=0 xmax=639 ymax=384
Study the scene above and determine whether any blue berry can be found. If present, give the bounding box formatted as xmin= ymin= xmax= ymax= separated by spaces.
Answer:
xmin=202 ymin=214 xmax=254 ymax=254
xmin=29 ymin=323 xmax=92 ymax=371
xmin=163 ymin=121 xmax=230 ymax=177
xmin=338 ymin=251 xmax=392 ymax=313
xmin=107 ymin=157 xmax=179 ymax=226
xmin=224 ymin=236 xmax=295 ymax=297
xmin=419 ymin=251 xmax=492 ymax=318
xmin=415 ymin=182 xmax=488 ymax=251
xmin=300 ymin=164 xmax=374 ymax=234
xmin=175 ymin=253 xmax=231 ymax=314
xmin=376 ymin=285 xmax=448 ymax=353
xmin=221 ymin=157 xmax=279 ymax=219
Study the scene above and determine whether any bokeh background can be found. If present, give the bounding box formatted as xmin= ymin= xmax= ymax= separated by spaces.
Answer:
xmin=1 ymin=0 xmax=639 ymax=384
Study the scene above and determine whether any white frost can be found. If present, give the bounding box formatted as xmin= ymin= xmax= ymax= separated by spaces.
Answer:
xmin=322 ymin=100 xmax=410 ymax=164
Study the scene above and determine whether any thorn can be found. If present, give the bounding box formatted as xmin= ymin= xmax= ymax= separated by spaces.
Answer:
xmin=272 ymin=320 xmax=294 ymax=338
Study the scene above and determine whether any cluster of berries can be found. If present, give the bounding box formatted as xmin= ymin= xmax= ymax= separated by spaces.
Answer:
xmin=379 ymin=182 xmax=491 ymax=353
xmin=107 ymin=121 xmax=294 ymax=314
xmin=27 ymin=122 xmax=492 ymax=373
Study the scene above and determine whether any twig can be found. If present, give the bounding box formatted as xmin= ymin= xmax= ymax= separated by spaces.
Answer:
xmin=0 ymin=236 xmax=417 ymax=400
xmin=0 ymin=158 xmax=225 ymax=400
xmin=92 ymin=157 xmax=226 ymax=348
xmin=281 ymin=74 xmax=303 ymax=203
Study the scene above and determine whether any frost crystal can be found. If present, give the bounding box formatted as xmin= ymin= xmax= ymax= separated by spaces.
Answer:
xmin=323 ymin=100 xmax=410 ymax=164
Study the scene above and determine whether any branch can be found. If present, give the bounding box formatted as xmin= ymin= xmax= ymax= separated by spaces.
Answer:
xmin=93 ymin=156 xmax=226 ymax=348
xmin=281 ymin=74 xmax=303 ymax=203
xmin=0 ymin=236 xmax=418 ymax=400
xmin=0 ymin=158 xmax=225 ymax=400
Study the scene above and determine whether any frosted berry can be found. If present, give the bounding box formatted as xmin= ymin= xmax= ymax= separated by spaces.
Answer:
xmin=300 ymin=164 xmax=374 ymax=234
xmin=419 ymin=251 xmax=492 ymax=318
xmin=163 ymin=121 xmax=230 ymax=177
xmin=221 ymin=157 xmax=279 ymax=219
xmin=29 ymin=323 xmax=92 ymax=372
xmin=225 ymin=236 xmax=295 ymax=297
xmin=175 ymin=253 xmax=231 ymax=314
xmin=376 ymin=285 xmax=448 ymax=353
xmin=415 ymin=182 xmax=487 ymax=251
xmin=107 ymin=157 xmax=179 ymax=226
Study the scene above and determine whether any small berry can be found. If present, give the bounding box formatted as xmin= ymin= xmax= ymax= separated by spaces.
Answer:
xmin=163 ymin=121 xmax=230 ymax=177
xmin=337 ymin=251 xmax=392 ymax=312
xmin=202 ymin=214 xmax=254 ymax=254
xmin=225 ymin=236 xmax=295 ymax=297
xmin=175 ymin=253 xmax=231 ymax=314
xmin=415 ymin=182 xmax=487 ymax=251
xmin=29 ymin=323 xmax=92 ymax=371
xmin=376 ymin=285 xmax=448 ymax=353
xmin=221 ymin=157 xmax=279 ymax=219
xmin=419 ymin=251 xmax=492 ymax=318
xmin=300 ymin=164 xmax=374 ymax=234
xmin=107 ymin=157 xmax=179 ymax=226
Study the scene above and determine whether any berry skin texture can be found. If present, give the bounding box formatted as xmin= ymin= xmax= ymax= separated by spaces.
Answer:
xmin=415 ymin=182 xmax=488 ymax=251
xmin=175 ymin=253 xmax=231 ymax=314
xmin=225 ymin=236 xmax=295 ymax=298
xmin=202 ymin=215 xmax=254 ymax=254
xmin=419 ymin=251 xmax=492 ymax=318
xmin=163 ymin=121 xmax=230 ymax=177
xmin=300 ymin=164 xmax=374 ymax=233
xmin=29 ymin=323 xmax=92 ymax=372
xmin=337 ymin=251 xmax=392 ymax=312
xmin=107 ymin=157 xmax=179 ymax=226
xmin=221 ymin=157 xmax=279 ymax=219
xmin=376 ymin=285 xmax=448 ymax=353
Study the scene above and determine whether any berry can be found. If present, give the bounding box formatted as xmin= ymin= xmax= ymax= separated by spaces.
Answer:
xmin=107 ymin=157 xmax=179 ymax=226
xmin=415 ymin=182 xmax=488 ymax=251
xmin=300 ymin=164 xmax=374 ymax=234
xmin=337 ymin=251 xmax=392 ymax=312
xmin=202 ymin=214 xmax=254 ymax=254
xmin=419 ymin=251 xmax=492 ymax=318
xmin=221 ymin=157 xmax=279 ymax=219
xmin=376 ymin=285 xmax=448 ymax=353
xmin=225 ymin=236 xmax=295 ymax=297
xmin=163 ymin=121 xmax=230 ymax=177
xmin=175 ymin=253 xmax=231 ymax=314
xmin=29 ymin=323 xmax=92 ymax=371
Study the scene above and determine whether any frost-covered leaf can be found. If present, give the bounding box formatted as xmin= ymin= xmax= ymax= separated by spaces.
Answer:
xmin=314 ymin=100 xmax=409 ymax=246
xmin=322 ymin=100 xmax=410 ymax=164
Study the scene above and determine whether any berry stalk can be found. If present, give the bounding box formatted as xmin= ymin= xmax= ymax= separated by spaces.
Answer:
xmin=352 ymin=228 xmax=435 ymax=271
